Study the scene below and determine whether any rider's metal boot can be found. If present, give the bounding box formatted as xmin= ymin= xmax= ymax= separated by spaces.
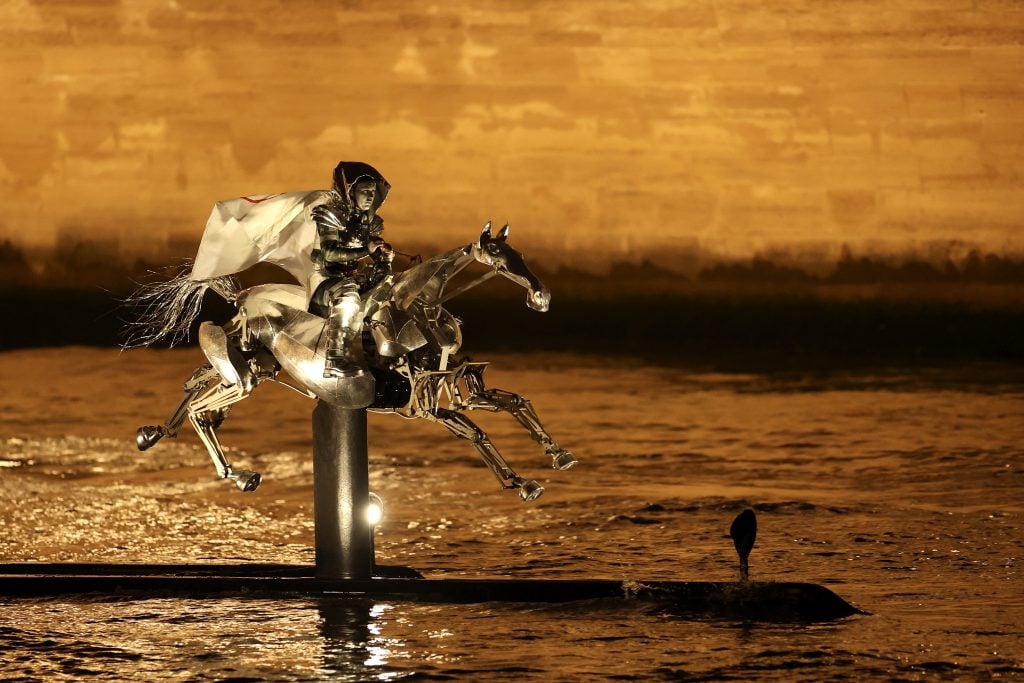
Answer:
xmin=323 ymin=292 xmax=367 ymax=379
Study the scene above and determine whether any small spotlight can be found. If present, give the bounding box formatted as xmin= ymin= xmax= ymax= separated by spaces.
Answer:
xmin=367 ymin=492 xmax=384 ymax=526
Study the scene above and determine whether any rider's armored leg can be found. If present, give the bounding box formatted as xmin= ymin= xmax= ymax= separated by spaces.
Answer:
xmin=424 ymin=407 xmax=544 ymax=501
xmin=460 ymin=370 xmax=577 ymax=471
xmin=186 ymin=381 xmax=261 ymax=492
xmin=136 ymin=365 xmax=220 ymax=451
xmin=323 ymin=279 xmax=366 ymax=379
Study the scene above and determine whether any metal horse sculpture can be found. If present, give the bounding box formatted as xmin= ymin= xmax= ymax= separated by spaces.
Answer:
xmin=135 ymin=223 xmax=576 ymax=501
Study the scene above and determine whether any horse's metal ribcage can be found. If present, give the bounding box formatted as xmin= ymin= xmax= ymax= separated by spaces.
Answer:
xmin=408 ymin=360 xmax=489 ymax=414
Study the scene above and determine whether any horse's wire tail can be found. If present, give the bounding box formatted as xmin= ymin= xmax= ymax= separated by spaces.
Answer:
xmin=120 ymin=259 xmax=240 ymax=349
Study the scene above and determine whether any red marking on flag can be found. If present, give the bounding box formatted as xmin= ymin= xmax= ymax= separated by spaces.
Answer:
xmin=240 ymin=193 xmax=283 ymax=204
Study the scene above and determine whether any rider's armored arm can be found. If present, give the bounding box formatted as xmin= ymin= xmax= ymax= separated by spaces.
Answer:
xmin=311 ymin=204 xmax=370 ymax=266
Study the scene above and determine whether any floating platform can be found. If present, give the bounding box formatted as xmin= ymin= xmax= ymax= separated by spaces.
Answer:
xmin=0 ymin=563 xmax=861 ymax=622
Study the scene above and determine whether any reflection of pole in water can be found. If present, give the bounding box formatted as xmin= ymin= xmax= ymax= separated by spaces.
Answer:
xmin=317 ymin=599 xmax=380 ymax=679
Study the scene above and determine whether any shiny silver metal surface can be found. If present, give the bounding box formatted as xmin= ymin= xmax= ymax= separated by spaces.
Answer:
xmin=313 ymin=403 xmax=372 ymax=579
xmin=198 ymin=322 xmax=250 ymax=391
xmin=136 ymin=226 xmax=575 ymax=499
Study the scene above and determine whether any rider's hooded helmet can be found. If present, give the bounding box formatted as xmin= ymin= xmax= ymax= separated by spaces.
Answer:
xmin=332 ymin=161 xmax=390 ymax=214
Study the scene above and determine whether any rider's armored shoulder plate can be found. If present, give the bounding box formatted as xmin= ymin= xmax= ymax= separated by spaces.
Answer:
xmin=312 ymin=203 xmax=346 ymax=238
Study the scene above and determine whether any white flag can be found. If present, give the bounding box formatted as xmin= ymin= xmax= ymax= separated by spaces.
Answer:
xmin=190 ymin=190 xmax=329 ymax=292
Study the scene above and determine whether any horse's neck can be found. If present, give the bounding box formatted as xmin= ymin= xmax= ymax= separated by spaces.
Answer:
xmin=391 ymin=245 xmax=475 ymax=309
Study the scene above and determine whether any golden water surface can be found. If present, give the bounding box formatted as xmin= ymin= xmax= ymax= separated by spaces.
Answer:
xmin=0 ymin=348 xmax=1022 ymax=680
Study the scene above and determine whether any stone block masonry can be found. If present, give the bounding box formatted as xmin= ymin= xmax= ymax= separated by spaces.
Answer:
xmin=0 ymin=0 xmax=1021 ymax=272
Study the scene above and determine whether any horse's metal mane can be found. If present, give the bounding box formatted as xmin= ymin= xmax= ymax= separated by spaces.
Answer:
xmin=389 ymin=244 xmax=474 ymax=309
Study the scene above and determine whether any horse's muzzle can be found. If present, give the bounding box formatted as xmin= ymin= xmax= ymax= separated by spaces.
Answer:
xmin=528 ymin=288 xmax=551 ymax=312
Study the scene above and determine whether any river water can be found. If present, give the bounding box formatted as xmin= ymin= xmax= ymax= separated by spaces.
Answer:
xmin=0 ymin=347 xmax=1021 ymax=680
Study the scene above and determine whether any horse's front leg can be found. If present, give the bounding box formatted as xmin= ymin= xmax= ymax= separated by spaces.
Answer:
xmin=462 ymin=384 xmax=578 ymax=472
xmin=424 ymin=407 xmax=544 ymax=501
xmin=186 ymin=380 xmax=261 ymax=492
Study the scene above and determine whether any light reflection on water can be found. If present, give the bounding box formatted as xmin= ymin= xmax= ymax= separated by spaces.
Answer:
xmin=1 ymin=348 xmax=1023 ymax=679
xmin=8 ymin=595 xmax=1017 ymax=681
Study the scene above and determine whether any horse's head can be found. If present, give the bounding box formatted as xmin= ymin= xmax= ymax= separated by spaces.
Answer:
xmin=472 ymin=222 xmax=551 ymax=312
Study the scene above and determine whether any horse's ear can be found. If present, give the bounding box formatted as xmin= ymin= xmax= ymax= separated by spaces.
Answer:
xmin=479 ymin=221 xmax=493 ymax=244
xmin=497 ymin=223 xmax=510 ymax=241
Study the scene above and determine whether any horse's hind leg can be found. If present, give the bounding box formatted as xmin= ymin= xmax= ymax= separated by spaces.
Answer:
xmin=136 ymin=365 xmax=220 ymax=451
xmin=137 ymin=366 xmax=259 ymax=490
xmin=425 ymin=408 xmax=544 ymax=501
xmin=463 ymin=386 xmax=577 ymax=471
xmin=186 ymin=381 xmax=261 ymax=492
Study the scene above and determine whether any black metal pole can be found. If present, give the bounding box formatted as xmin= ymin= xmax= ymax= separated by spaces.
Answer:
xmin=312 ymin=401 xmax=372 ymax=580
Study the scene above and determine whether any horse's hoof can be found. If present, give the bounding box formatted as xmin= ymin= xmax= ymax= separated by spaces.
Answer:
xmin=229 ymin=470 xmax=261 ymax=492
xmin=136 ymin=425 xmax=166 ymax=451
xmin=551 ymin=450 xmax=578 ymax=471
xmin=518 ymin=479 xmax=544 ymax=501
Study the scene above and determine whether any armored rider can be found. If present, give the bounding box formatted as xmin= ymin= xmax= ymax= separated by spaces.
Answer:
xmin=309 ymin=161 xmax=393 ymax=378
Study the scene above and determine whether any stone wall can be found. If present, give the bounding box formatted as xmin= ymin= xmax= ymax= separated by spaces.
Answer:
xmin=1 ymin=0 xmax=1022 ymax=271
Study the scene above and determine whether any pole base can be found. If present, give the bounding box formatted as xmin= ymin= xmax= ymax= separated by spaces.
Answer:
xmin=0 ymin=563 xmax=864 ymax=623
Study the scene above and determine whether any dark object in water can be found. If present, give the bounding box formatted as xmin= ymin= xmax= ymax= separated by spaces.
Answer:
xmin=0 ymin=562 xmax=862 ymax=623
xmin=730 ymin=508 xmax=757 ymax=582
